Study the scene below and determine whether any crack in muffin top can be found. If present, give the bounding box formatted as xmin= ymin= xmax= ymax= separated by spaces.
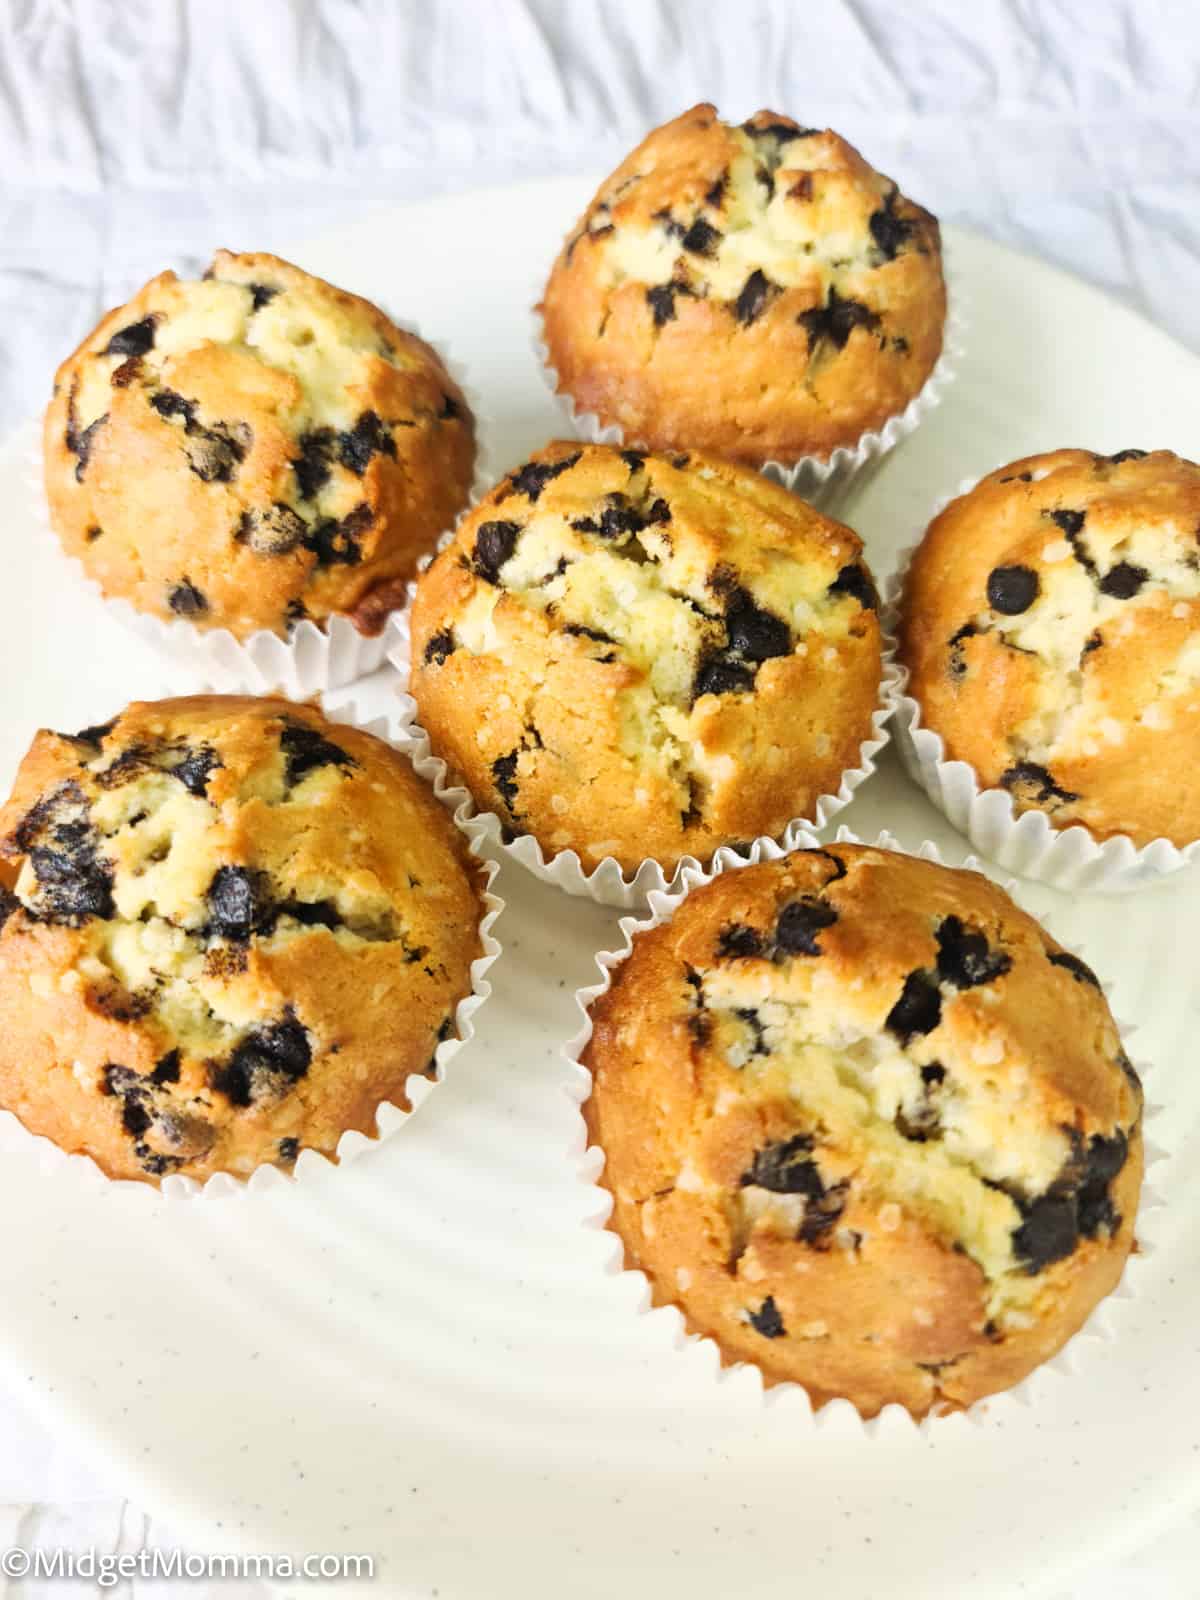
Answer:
xmin=900 ymin=448 xmax=1200 ymax=847
xmin=410 ymin=442 xmax=883 ymax=874
xmin=44 ymin=250 xmax=475 ymax=639
xmin=0 ymin=696 xmax=485 ymax=1183
xmin=540 ymin=103 xmax=946 ymax=465
xmin=582 ymin=845 xmax=1143 ymax=1417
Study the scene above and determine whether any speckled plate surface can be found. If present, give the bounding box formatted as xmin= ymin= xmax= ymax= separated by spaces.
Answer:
xmin=0 ymin=178 xmax=1198 ymax=1600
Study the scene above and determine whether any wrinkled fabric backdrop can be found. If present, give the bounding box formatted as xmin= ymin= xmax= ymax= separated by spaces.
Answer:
xmin=1 ymin=0 xmax=1198 ymax=1593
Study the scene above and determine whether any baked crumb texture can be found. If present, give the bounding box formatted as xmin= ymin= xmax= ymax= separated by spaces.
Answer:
xmin=583 ymin=846 xmax=1142 ymax=1418
xmin=541 ymin=103 xmax=945 ymax=465
xmin=0 ymin=696 xmax=485 ymax=1183
xmin=901 ymin=448 xmax=1200 ymax=847
xmin=44 ymin=250 xmax=476 ymax=639
xmin=410 ymin=441 xmax=883 ymax=876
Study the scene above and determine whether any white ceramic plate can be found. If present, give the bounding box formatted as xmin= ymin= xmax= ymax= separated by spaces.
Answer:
xmin=2 ymin=178 xmax=1198 ymax=1600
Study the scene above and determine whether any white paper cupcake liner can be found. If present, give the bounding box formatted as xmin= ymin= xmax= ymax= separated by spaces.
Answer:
xmin=0 ymin=685 xmax=504 ymax=1201
xmin=383 ymin=601 xmax=903 ymax=911
xmin=884 ymin=474 xmax=1200 ymax=893
xmin=561 ymin=825 xmax=1163 ymax=1433
xmin=28 ymin=323 xmax=492 ymax=695
xmin=532 ymin=256 xmax=966 ymax=517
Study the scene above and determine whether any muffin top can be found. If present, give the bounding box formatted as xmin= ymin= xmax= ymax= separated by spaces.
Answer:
xmin=583 ymin=846 xmax=1142 ymax=1417
xmin=0 ymin=696 xmax=485 ymax=1183
xmin=540 ymin=103 xmax=945 ymax=466
xmin=900 ymin=449 xmax=1200 ymax=848
xmin=44 ymin=250 xmax=475 ymax=640
xmin=409 ymin=441 xmax=883 ymax=875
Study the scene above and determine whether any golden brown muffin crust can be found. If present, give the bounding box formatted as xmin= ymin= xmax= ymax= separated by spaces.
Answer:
xmin=540 ymin=104 xmax=945 ymax=465
xmin=583 ymin=846 xmax=1142 ymax=1417
xmin=900 ymin=448 xmax=1200 ymax=847
xmin=0 ymin=695 xmax=486 ymax=1183
xmin=44 ymin=250 xmax=476 ymax=639
xmin=410 ymin=441 xmax=883 ymax=875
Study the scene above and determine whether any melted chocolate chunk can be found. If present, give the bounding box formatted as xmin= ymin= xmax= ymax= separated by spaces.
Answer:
xmin=646 ymin=281 xmax=693 ymax=326
xmin=152 ymin=1049 xmax=181 ymax=1085
xmin=868 ymin=189 xmax=915 ymax=260
xmin=17 ymin=782 xmax=113 ymax=924
xmin=743 ymin=119 xmax=816 ymax=141
xmin=304 ymin=503 xmax=373 ymax=566
xmin=492 ymin=751 xmax=520 ymax=815
xmin=798 ymin=288 xmax=881 ymax=353
xmin=1013 ymin=1194 xmax=1078 ymax=1272
xmin=935 ymin=916 xmax=1011 ymax=989
xmin=293 ymin=429 xmax=335 ymax=500
xmin=280 ymin=720 xmax=355 ymax=787
xmin=733 ymin=268 xmax=778 ymax=326
xmin=249 ymin=283 xmax=278 ymax=311
xmin=717 ymin=923 xmax=764 ymax=959
xmin=169 ymin=745 xmax=221 ymax=797
xmin=987 ymin=565 xmax=1039 ymax=615
xmin=724 ymin=588 xmax=791 ymax=661
xmin=693 ymin=654 xmax=755 ymax=699
xmin=1107 ymin=449 xmax=1148 ymax=464
xmin=205 ymin=865 xmax=272 ymax=943
xmin=474 ymin=519 xmax=522 ymax=582
xmin=886 ymin=971 xmax=942 ymax=1043
xmin=681 ymin=217 xmax=722 ymax=257
xmin=211 ymin=1009 xmax=312 ymax=1107
xmin=828 ymin=563 xmax=878 ymax=610
xmin=1048 ymin=949 xmax=1100 ymax=987
xmin=70 ymin=719 xmax=116 ymax=748
xmin=775 ymin=896 xmax=838 ymax=957
xmin=748 ymin=1296 xmax=786 ymax=1338
xmin=338 ymin=410 xmax=397 ymax=476
xmin=277 ymin=1136 xmax=300 ymax=1164
xmin=1099 ymin=561 xmax=1149 ymax=599
xmin=103 ymin=317 xmax=158 ymax=358
xmin=505 ymin=453 xmax=580 ymax=503
xmin=238 ymin=503 xmax=306 ymax=556
xmin=424 ymin=629 xmax=457 ymax=665
xmin=742 ymin=1135 xmax=822 ymax=1196
xmin=1000 ymin=762 xmax=1080 ymax=806
xmin=168 ymin=580 xmax=208 ymax=616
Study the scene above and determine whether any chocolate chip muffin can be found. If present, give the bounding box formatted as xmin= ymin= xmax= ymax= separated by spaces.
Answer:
xmin=409 ymin=441 xmax=884 ymax=876
xmin=583 ymin=845 xmax=1142 ymax=1418
xmin=0 ymin=696 xmax=487 ymax=1184
xmin=899 ymin=449 xmax=1200 ymax=849
xmin=540 ymin=103 xmax=945 ymax=468
xmin=44 ymin=250 xmax=475 ymax=640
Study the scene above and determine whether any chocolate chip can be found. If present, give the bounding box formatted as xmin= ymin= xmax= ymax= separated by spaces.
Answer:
xmin=103 ymin=317 xmax=158 ymax=358
xmin=935 ymin=916 xmax=1012 ymax=989
xmin=563 ymin=622 xmax=615 ymax=644
xmin=150 ymin=389 xmax=194 ymax=423
xmin=798 ymin=288 xmax=881 ymax=353
xmin=86 ymin=525 xmax=103 ymax=541
xmin=1048 ymin=949 xmax=1100 ymax=987
xmin=293 ymin=429 xmax=335 ymax=500
xmin=277 ymin=1136 xmax=300 ymax=1164
xmin=304 ymin=503 xmax=373 ymax=566
xmin=1082 ymin=630 xmax=1103 ymax=656
xmin=474 ymin=520 xmax=522 ymax=582
xmin=827 ymin=563 xmax=878 ymax=610
xmin=113 ymin=355 xmax=144 ymax=384
xmin=868 ymin=189 xmax=915 ymax=261
xmin=999 ymin=471 xmax=1033 ymax=484
xmin=788 ymin=174 xmax=814 ymax=202
xmin=505 ymin=453 xmax=580 ymax=503
xmin=70 ymin=720 xmax=116 ymax=748
xmin=1000 ymin=762 xmax=1080 ymax=806
xmin=16 ymin=782 xmax=113 ymax=924
xmin=705 ymin=171 xmax=728 ymax=207
xmin=742 ymin=1135 xmax=822 ymax=1196
xmin=168 ymin=581 xmax=207 ymax=616
xmin=733 ymin=269 xmax=778 ymax=327
xmin=748 ymin=1296 xmax=786 ymax=1338
xmin=168 ymin=745 xmax=221 ymax=797
xmin=1108 ymin=449 xmax=1148 ymax=464
xmin=1099 ymin=561 xmax=1149 ymax=599
xmin=681 ymin=217 xmax=722 ymax=257
xmin=182 ymin=420 xmax=250 ymax=484
xmin=439 ymin=392 xmax=461 ymax=421
xmin=652 ymin=208 xmax=686 ymax=240
xmin=1013 ymin=1194 xmax=1078 ymax=1272
xmin=694 ymin=655 xmax=755 ymax=699
xmin=277 ymin=899 xmax=341 ymax=930
xmin=646 ymin=281 xmax=693 ymax=326
xmin=734 ymin=1007 xmax=769 ymax=1057
xmin=492 ymin=751 xmax=520 ymax=815
xmin=1077 ymin=1130 xmax=1127 ymax=1238
xmin=152 ymin=1050 xmax=181 ymax=1085
xmin=725 ymin=589 xmax=791 ymax=662
xmin=211 ymin=1009 xmax=312 ymax=1107
xmin=987 ymin=565 xmax=1039 ymax=614
xmin=743 ymin=119 xmax=816 ymax=142
xmin=798 ymin=1182 xmax=849 ymax=1243
xmin=424 ymin=629 xmax=457 ymax=665
xmin=717 ymin=924 xmax=764 ymax=959
xmin=65 ymin=393 xmax=108 ymax=480
xmin=886 ymin=971 xmax=942 ymax=1043
xmin=1045 ymin=507 xmax=1096 ymax=576
xmin=237 ymin=503 xmax=306 ymax=556
xmin=280 ymin=720 xmax=355 ymax=787
xmin=0 ymin=885 xmax=18 ymax=934
xmin=921 ymin=1061 xmax=946 ymax=1085
xmin=338 ymin=411 xmax=397 ymax=476
xmin=205 ymin=865 xmax=272 ymax=943
xmin=249 ymin=283 xmax=278 ymax=311
xmin=775 ymin=896 xmax=838 ymax=956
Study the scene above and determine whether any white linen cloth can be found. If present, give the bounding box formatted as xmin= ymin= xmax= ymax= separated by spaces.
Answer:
xmin=1 ymin=0 xmax=1198 ymax=1591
